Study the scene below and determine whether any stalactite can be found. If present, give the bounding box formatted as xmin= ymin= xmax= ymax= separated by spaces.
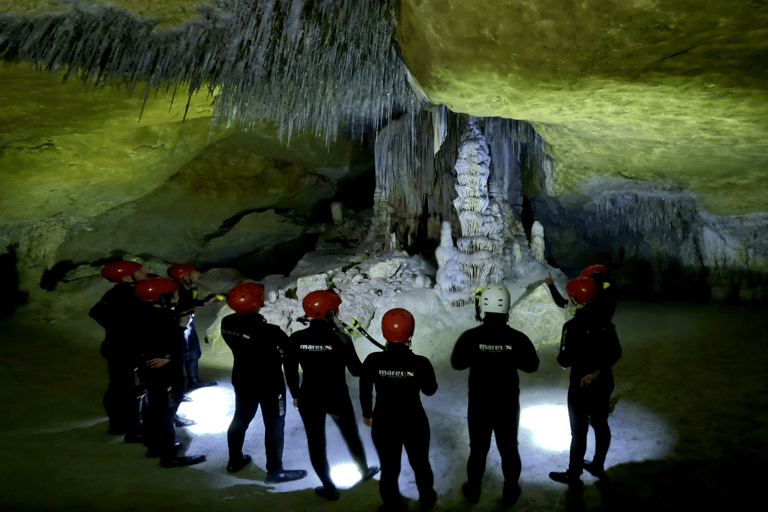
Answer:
xmin=0 ymin=0 xmax=422 ymax=144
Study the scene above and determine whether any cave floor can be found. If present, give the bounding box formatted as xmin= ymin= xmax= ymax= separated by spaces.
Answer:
xmin=0 ymin=299 xmax=766 ymax=512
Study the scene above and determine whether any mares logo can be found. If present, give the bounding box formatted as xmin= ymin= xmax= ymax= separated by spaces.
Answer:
xmin=379 ymin=370 xmax=415 ymax=378
xmin=300 ymin=345 xmax=333 ymax=352
xmin=479 ymin=344 xmax=512 ymax=352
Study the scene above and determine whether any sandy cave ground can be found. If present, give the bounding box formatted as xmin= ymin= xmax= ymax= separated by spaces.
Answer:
xmin=0 ymin=299 xmax=766 ymax=512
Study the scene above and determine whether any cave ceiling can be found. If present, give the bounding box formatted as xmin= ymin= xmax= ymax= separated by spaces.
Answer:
xmin=1 ymin=0 xmax=767 ymax=227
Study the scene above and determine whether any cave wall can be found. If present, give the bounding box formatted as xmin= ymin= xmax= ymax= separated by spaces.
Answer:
xmin=532 ymin=183 xmax=768 ymax=302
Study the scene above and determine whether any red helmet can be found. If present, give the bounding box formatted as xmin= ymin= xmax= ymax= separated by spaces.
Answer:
xmin=381 ymin=308 xmax=415 ymax=343
xmin=101 ymin=261 xmax=143 ymax=283
xmin=566 ymin=277 xmax=599 ymax=305
xmin=581 ymin=265 xmax=608 ymax=278
xmin=302 ymin=290 xmax=342 ymax=319
xmin=134 ymin=278 xmax=179 ymax=302
xmin=168 ymin=263 xmax=198 ymax=282
xmin=227 ymin=283 xmax=265 ymax=315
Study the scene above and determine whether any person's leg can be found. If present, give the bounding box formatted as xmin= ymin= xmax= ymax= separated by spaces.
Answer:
xmin=372 ymin=420 xmax=404 ymax=509
xmin=567 ymin=387 xmax=589 ymax=476
xmin=586 ymin=379 xmax=614 ymax=477
xmin=495 ymin=400 xmax=522 ymax=503
xmin=403 ymin=410 xmax=436 ymax=509
xmin=329 ymin=396 xmax=373 ymax=475
xmin=227 ymin=387 xmax=259 ymax=461
xmin=300 ymin=402 xmax=335 ymax=490
xmin=550 ymin=386 xmax=586 ymax=486
xmin=260 ymin=393 xmax=286 ymax=474
xmin=464 ymin=398 xmax=492 ymax=499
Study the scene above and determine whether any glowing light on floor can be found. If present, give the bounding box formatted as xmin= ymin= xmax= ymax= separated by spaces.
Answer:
xmin=179 ymin=386 xmax=235 ymax=434
xmin=330 ymin=462 xmax=363 ymax=487
xmin=520 ymin=404 xmax=571 ymax=452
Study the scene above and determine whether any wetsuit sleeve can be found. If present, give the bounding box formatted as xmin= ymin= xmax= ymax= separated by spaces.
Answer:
xmin=548 ymin=283 xmax=569 ymax=308
xmin=283 ymin=335 xmax=301 ymax=399
xmin=339 ymin=330 xmax=363 ymax=377
xmin=450 ymin=331 xmax=473 ymax=370
xmin=515 ymin=332 xmax=540 ymax=373
xmin=556 ymin=323 xmax=574 ymax=368
xmin=419 ymin=357 xmax=438 ymax=396
xmin=359 ymin=356 xmax=375 ymax=418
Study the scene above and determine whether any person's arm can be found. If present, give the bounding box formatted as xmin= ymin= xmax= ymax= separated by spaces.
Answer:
xmin=515 ymin=332 xmax=540 ymax=373
xmin=450 ymin=332 xmax=472 ymax=370
xmin=359 ymin=356 xmax=375 ymax=421
xmin=420 ymin=357 xmax=438 ymax=396
xmin=283 ymin=335 xmax=301 ymax=400
xmin=545 ymin=274 xmax=569 ymax=308
xmin=556 ymin=324 xmax=574 ymax=368
xmin=339 ymin=330 xmax=363 ymax=377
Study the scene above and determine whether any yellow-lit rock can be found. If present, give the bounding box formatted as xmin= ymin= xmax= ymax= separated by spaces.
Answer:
xmin=0 ymin=62 xmax=224 ymax=223
xmin=397 ymin=0 xmax=768 ymax=215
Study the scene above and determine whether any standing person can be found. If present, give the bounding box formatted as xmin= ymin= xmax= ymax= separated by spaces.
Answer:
xmin=167 ymin=263 xmax=217 ymax=390
xmin=134 ymin=278 xmax=207 ymax=468
xmin=580 ymin=264 xmax=616 ymax=323
xmin=549 ymin=277 xmax=622 ymax=486
xmin=451 ymin=284 xmax=540 ymax=506
xmin=89 ymin=261 xmax=146 ymax=442
xmin=284 ymin=290 xmax=378 ymax=501
xmin=220 ymin=282 xmax=307 ymax=483
xmin=360 ymin=309 xmax=438 ymax=512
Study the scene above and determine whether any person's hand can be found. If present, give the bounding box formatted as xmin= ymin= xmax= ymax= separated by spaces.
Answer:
xmin=293 ymin=399 xmax=299 ymax=410
xmin=545 ymin=273 xmax=554 ymax=286
xmin=146 ymin=358 xmax=170 ymax=369
xmin=580 ymin=370 xmax=600 ymax=388
xmin=363 ymin=417 xmax=373 ymax=428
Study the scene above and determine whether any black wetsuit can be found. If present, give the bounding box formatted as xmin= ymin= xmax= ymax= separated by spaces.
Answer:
xmin=284 ymin=319 xmax=369 ymax=491
xmin=360 ymin=344 xmax=438 ymax=508
xmin=176 ymin=286 xmax=204 ymax=387
xmin=557 ymin=311 xmax=622 ymax=475
xmin=451 ymin=313 xmax=539 ymax=492
xmin=221 ymin=312 xmax=289 ymax=473
xmin=89 ymin=283 xmax=144 ymax=436
xmin=135 ymin=302 xmax=186 ymax=458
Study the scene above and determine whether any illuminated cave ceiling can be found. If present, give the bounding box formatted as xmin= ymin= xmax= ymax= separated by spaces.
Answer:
xmin=1 ymin=0 xmax=767 ymax=223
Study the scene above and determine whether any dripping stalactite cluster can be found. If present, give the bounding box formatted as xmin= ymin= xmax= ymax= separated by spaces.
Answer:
xmin=0 ymin=0 xmax=421 ymax=142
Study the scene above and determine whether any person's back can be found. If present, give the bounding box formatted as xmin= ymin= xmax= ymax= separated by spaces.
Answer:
xmin=451 ymin=313 xmax=539 ymax=398
xmin=221 ymin=312 xmax=287 ymax=394
xmin=286 ymin=319 xmax=360 ymax=401
xmin=361 ymin=344 xmax=437 ymax=416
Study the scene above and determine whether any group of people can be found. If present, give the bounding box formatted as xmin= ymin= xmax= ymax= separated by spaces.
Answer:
xmin=91 ymin=260 xmax=621 ymax=510
xmin=90 ymin=262 xmax=216 ymax=467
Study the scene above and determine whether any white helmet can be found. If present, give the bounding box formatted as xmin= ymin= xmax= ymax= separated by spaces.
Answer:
xmin=480 ymin=284 xmax=510 ymax=315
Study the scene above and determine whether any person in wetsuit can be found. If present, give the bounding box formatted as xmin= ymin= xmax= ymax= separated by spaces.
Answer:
xmin=360 ymin=308 xmax=438 ymax=512
xmin=284 ymin=290 xmax=378 ymax=501
xmin=89 ymin=261 xmax=146 ymax=442
xmin=167 ymin=263 xmax=218 ymax=391
xmin=451 ymin=284 xmax=540 ymax=506
xmin=549 ymin=276 xmax=622 ymax=486
xmin=134 ymin=277 xmax=206 ymax=468
xmin=220 ymin=282 xmax=307 ymax=483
